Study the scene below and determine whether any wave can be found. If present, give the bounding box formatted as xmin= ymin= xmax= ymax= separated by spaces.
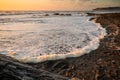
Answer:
xmin=0 ymin=12 xmax=107 ymax=63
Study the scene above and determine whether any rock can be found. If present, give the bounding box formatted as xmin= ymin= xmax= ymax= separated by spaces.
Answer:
xmin=0 ymin=54 xmax=69 ymax=80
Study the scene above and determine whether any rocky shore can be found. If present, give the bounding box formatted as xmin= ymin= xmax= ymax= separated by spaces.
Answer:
xmin=0 ymin=13 xmax=120 ymax=80
xmin=28 ymin=13 xmax=120 ymax=80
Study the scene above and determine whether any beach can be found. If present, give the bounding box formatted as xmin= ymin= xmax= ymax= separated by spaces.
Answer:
xmin=28 ymin=13 xmax=120 ymax=80
xmin=0 ymin=12 xmax=120 ymax=80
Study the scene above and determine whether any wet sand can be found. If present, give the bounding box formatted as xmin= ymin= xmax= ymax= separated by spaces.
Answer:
xmin=28 ymin=13 xmax=120 ymax=80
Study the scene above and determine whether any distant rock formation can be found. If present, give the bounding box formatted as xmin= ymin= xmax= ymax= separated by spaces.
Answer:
xmin=93 ymin=7 xmax=120 ymax=11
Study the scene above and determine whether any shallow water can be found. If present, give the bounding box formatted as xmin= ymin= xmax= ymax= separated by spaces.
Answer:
xmin=0 ymin=11 xmax=107 ymax=63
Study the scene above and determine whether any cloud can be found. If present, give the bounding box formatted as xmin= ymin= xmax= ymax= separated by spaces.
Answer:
xmin=49 ymin=0 xmax=120 ymax=10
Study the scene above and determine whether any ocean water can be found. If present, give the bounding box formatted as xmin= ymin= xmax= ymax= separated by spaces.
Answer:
xmin=0 ymin=11 xmax=107 ymax=63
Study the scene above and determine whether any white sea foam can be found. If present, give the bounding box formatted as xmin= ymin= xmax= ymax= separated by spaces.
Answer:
xmin=0 ymin=12 xmax=107 ymax=63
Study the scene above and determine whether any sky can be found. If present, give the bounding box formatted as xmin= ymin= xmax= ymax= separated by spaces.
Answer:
xmin=0 ymin=0 xmax=120 ymax=11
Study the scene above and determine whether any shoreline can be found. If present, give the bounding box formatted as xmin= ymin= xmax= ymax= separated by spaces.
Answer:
xmin=28 ymin=13 xmax=120 ymax=80
xmin=0 ymin=13 xmax=119 ymax=80
xmin=0 ymin=15 xmax=106 ymax=63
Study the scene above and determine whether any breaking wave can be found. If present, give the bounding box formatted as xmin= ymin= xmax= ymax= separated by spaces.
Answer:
xmin=0 ymin=11 xmax=107 ymax=63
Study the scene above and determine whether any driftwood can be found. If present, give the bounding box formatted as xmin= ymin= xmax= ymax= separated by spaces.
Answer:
xmin=0 ymin=54 xmax=69 ymax=80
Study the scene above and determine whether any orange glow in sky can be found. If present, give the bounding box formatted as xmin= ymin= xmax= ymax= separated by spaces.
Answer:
xmin=0 ymin=0 xmax=120 ymax=11
xmin=0 ymin=0 xmax=77 ymax=10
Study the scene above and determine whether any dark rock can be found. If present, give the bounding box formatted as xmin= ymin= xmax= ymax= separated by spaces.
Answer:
xmin=0 ymin=54 xmax=69 ymax=80
xmin=53 ymin=13 xmax=60 ymax=15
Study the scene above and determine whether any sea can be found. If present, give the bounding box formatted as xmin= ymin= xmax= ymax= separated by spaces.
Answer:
xmin=0 ymin=11 xmax=107 ymax=63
